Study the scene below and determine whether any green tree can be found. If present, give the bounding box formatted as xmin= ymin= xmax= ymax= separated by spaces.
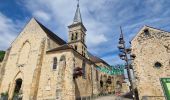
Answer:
xmin=0 ymin=50 xmax=5 ymax=62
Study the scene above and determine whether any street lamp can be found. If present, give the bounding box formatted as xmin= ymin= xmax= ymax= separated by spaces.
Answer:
xmin=117 ymin=27 xmax=136 ymax=100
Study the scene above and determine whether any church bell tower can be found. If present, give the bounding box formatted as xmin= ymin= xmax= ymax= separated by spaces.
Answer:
xmin=68 ymin=1 xmax=87 ymax=57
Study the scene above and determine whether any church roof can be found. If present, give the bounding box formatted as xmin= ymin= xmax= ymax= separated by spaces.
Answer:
xmin=47 ymin=44 xmax=71 ymax=52
xmin=88 ymin=52 xmax=110 ymax=66
xmin=35 ymin=19 xmax=66 ymax=45
xmin=73 ymin=2 xmax=82 ymax=24
xmin=47 ymin=45 xmax=110 ymax=66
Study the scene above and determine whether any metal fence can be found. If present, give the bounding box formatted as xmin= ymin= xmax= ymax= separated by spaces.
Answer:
xmin=141 ymin=96 xmax=165 ymax=100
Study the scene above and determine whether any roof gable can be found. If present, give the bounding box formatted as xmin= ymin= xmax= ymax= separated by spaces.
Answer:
xmin=131 ymin=25 xmax=170 ymax=43
xmin=11 ymin=18 xmax=66 ymax=47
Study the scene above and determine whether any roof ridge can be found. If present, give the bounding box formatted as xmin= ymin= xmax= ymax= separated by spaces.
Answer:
xmin=35 ymin=19 xmax=66 ymax=45
xmin=145 ymin=25 xmax=170 ymax=33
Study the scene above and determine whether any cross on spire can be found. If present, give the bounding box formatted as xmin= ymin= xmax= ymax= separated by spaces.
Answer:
xmin=77 ymin=0 xmax=79 ymax=7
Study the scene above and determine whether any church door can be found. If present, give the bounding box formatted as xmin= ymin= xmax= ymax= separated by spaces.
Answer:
xmin=13 ymin=78 xmax=23 ymax=100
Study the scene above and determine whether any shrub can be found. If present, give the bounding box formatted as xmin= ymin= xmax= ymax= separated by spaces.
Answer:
xmin=0 ymin=51 xmax=5 ymax=62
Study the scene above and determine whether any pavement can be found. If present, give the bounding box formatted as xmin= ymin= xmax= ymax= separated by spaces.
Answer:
xmin=94 ymin=95 xmax=132 ymax=100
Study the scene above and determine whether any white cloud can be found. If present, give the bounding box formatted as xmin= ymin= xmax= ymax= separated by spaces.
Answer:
xmin=33 ymin=10 xmax=51 ymax=22
xmin=22 ymin=0 xmax=111 ymax=46
xmin=18 ymin=0 xmax=142 ymax=65
xmin=87 ymin=34 xmax=107 ymax=46
xmin=0 ymin=12 xmax=23 ymax=50
xmin=2 ymin=0 xmax=169 ymax=65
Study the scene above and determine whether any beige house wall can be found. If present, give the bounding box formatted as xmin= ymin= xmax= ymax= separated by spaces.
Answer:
xmin=131 ymin=26 xmax=170 ymax=100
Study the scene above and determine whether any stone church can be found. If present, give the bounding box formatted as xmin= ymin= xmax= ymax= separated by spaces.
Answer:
xmin=0 ymin=3 xmax=119 ymax=100
xmin=131 ymin=25 xmax=170 ymax=100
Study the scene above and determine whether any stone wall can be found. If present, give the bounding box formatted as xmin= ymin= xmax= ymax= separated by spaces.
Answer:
xmin=37 ymin=51 xmax=75 ymax=100
xmin=131 ymin=26 xmax=170 ymax=100
xmin=0 ymin=48 xmax=11 ymax=89
xmin=0 ymin=18 xmax=52 ymax=99
xmin=47 ymin=37 xmax=60 ymax=50
xmin=95 ymin=62 xmax=117 ymax=95
xmin=73 ymin=52 xmax=93 ymax=99
xmin=37 ymin=49 xmax=94 ymax=100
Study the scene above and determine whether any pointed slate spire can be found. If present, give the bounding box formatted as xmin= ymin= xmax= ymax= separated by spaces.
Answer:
xmin=119 ymin=26 xmax=124 ymax=40
xmin=73 ymin=0 xmax=82 ymax=24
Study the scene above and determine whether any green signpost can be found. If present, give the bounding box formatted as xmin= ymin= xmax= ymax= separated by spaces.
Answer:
xmin=160 ymin=78 xmax=170 ymax=100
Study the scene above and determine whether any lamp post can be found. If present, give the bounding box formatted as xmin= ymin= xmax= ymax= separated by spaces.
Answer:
xmin=117 ymin=27 xmax=136 ymax=100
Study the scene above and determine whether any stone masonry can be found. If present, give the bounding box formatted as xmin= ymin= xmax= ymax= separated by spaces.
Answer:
xmin=131 ymin=25 xmax=170 ymax=100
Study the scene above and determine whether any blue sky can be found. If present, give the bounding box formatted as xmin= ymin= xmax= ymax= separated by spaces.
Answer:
xmin=0 ymin=0 xmax=170 ymax=65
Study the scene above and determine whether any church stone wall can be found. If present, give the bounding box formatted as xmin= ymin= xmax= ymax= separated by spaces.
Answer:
xmin=131 ymin=26 xmax=170 ymax=100
xmin=74 ymin=54 xmax=93 ymax=98
xmin=37 ymin=51 xmax=75 ymax=100
xmin=47 ymin=37 xmax=60 ymax=50
xmin=0 ymin=47 xmax=11 ymax=90
xmin=0 ymin=18 xmax=49 ymax=99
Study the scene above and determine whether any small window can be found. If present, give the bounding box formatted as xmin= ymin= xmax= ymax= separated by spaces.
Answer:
xmin=154 ymin=62 xmax=162 ymax=68
xmin=47 ymin=39 xmax=50 ymax=49
xmin=53 ymin=57 xmax=57 ymax=70
xmin=82 ymin=61 xmax=86 ymax=79
xmin=100 ymin=80 xmax=103 ymax=87
xmin=75 ymin=32 xmax=78 ymax=40
xmin=71 ymin=34 xmax=74 ymax=40
xmin=60 ymin=55 xmax=66 ymax=62
xmin=82 ymin=35 xmax=84 ymax=42
xmin=144 ymin=29 xmax=149 ymax=35
xmin=75 ymin=45 xmax=77 ymax=50
xmin=96 ymin=70 xmax=98 ymax=81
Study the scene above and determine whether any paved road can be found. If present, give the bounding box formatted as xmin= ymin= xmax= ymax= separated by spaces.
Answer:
xmin=94 ymin=95 xmax=132 ymax=100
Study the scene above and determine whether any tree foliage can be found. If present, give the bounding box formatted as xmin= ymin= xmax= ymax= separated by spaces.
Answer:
xmin=0 ymin=51 xmax=5 ymax=62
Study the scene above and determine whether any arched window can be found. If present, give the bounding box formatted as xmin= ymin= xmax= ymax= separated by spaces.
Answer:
xmin=60 ymin=55 xmax=66 ymax=62
xmin=14 ymin=78 xmax=22 ymax=94
xmin=53 ymin=57 xmax=57 ymax=70
xmin=75 ymin=32 xmax=78 ymax=40
xmin=71 ymin=34 xmax=74 ymax=40
xmin=75 ymin=45 xmax=77 ymax=50
xmin=96 ymin=70 xmax=98 ymax=81
xmin=18 ymin=41 xmax=31 ymax=65
xmin=82 ymin=61 xmax=86 ymax=79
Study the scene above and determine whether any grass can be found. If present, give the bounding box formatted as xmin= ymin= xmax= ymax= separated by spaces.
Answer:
xmin=0 ymin=51 xmax=5 ymax=62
